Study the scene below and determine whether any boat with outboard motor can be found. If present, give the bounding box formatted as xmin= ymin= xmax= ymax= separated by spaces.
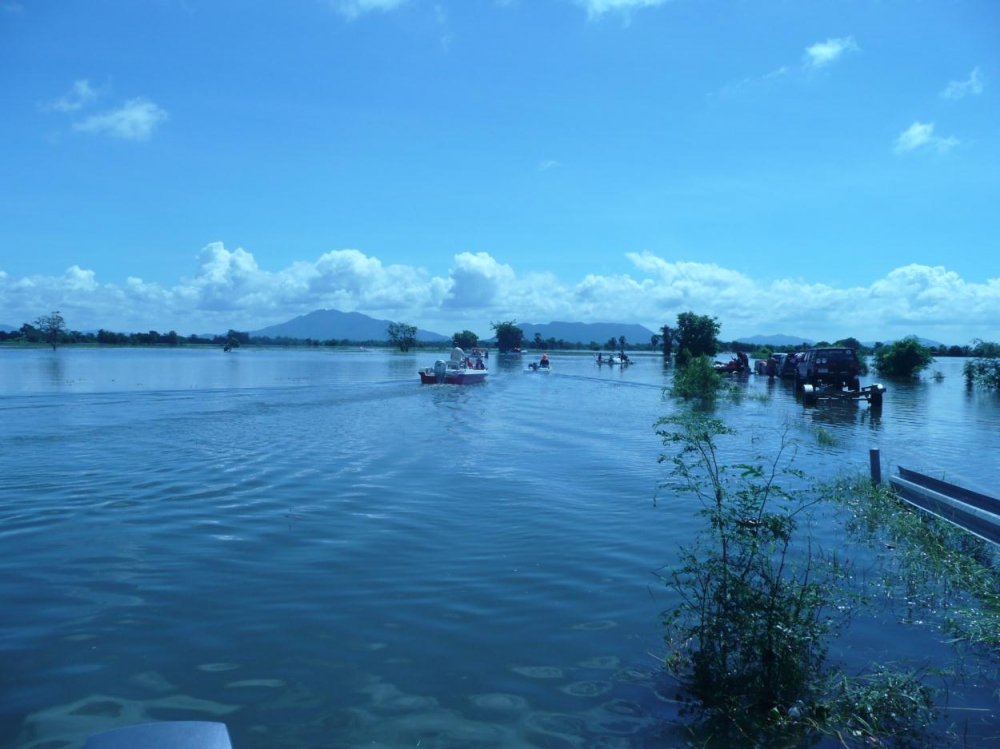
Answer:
xmin=525 ymin=354 xmax=552 ymax=373
xmin=418 ymin=347 xmax=488 ymax=385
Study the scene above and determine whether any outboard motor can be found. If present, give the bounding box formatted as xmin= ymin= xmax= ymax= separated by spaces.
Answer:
xmin=434 ymin=359 xmax=447 ymax=383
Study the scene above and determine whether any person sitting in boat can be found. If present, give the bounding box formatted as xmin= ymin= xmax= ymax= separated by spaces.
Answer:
xmin=474 ymin=357 xmax=485 ymax=370
xmin=539 ymin=354 xmax=549 ymax=368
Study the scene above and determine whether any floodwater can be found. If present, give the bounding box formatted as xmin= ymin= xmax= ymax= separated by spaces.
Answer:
xmin=1 ymin=347 xmax=998 ymax=748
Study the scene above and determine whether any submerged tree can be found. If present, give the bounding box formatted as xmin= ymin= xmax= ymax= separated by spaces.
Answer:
xmin=963 ymin=339 xmax=1000 ymax=390
xmin=490 ymin=320 xmax=523 ymax=353
xmin=670 ymin=355 xmax=726 ymax=404
xmin=387 ymin=322 xmax=418 ymax=352
xmin=32 ymin=311 xmax=67 ymax=351
xmin=661 ymin=324 xmax=673 ymax=358
xmin=872 ymin=337 xmax=933 ymax=378
xmin=453 ymin=330 xmax=479 ymax=349
xmin=674 ymin=312 xmax=719 ymax=367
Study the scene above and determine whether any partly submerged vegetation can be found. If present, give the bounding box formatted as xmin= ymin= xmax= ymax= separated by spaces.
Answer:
xmin=963 ymin=340 xmax=1000 ymax=390
xmin=873 ymin=337 xmax=935 ymax=378
xmin=652 ymin=406 xmax=1000 ymax=746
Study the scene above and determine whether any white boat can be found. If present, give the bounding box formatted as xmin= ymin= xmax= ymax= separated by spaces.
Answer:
xmin=525 ymin=355 xmax=552 ymax=372
xmin=597 ymin=354 xmax=630 ymax=366
xmin=418 ymin=347 xmax=488 ymax=385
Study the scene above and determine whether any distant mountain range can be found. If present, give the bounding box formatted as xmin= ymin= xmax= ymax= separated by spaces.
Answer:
xmin=735 ymin=333 xmax=946 ymax=349
xmin=515 ymin=321 xmax=658 ymax=346
xmin=251 ymin=312 xmax=659 ymax=346
xmin=735 ymin=334 xmax=814 ymax=347
xmin=0 ymin=324 xmax=16 ymax=333
xmin=250 ymin=309 xmax=449 ymax=342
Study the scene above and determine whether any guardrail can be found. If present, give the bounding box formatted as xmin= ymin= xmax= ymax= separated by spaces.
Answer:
xmin=888 ymin=466 xmax=1000 ymax=547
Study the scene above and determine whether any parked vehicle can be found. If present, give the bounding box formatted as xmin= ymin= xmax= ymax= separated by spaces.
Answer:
xmin=795 ymin=347 xmax=861 ymax=391
xmin=778 ymin=352 xmax=800 ymax=379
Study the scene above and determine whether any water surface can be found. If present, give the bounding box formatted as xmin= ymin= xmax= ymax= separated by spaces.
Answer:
xmin=2 ymin=347 xmax=998 ymax=747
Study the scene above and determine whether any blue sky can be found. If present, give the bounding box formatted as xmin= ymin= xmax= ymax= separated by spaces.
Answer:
xmin=1 ymin=0 xmax=997 ymax=343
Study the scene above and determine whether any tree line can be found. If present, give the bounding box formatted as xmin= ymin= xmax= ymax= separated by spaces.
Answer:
xmin=7 ymin=311 xmax=999 ymax=390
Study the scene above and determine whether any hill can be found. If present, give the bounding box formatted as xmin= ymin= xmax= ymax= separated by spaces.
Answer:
xmin=0 ymin=324 xmax=16 ymax=333
xmin=735 ymin=334 xmax=814 ymax=347
xmin=515 ymin=321 xmax=659 ymax=347
xmin=251 ymin=309 xmax=449 ymax=342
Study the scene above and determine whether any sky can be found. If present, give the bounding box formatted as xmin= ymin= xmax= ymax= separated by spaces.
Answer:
xmin=1 ymin=0 xmax=997 ymax=344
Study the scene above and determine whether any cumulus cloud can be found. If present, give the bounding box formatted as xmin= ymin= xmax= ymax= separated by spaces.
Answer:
xmin=894 ymin=121 xmax=959 ymax=154
xmin=44 ymin=80 xmax=98 ymax=112
xmin=803 ymin=36 xmax=859 ymax=69
xmin=73 ymin=98 xmax=168 ymax=141
xmin=941 ymin=67 xmax=984 ymax=100
xmin=2 ymin=246 xmax=998 ymax=344
xmin=330 ymin=0 xmax=410 ymax=19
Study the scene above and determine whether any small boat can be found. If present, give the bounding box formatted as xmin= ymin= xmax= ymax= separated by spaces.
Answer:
xmin=714 ymin=352 xmax=749 ymax=374
xmin=597 ymin=354 xmax=630 ymax=366
xmin=418 ymin=347 xmax=488 ymax=385
xmin=525 ymin=355 xmax=552 ymax=373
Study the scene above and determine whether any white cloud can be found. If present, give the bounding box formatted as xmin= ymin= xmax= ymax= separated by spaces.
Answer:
xmin=330 ymin=0 xmax=410 ymax=20
xmin=44 ymin=80 xmax=98 ymax=113
xmin=573 ymin=0 xmax=670 ymax=20
xmin=73 ymin=98 xmax=168 ymax=141
xmin=803 ymin=36 xmax=859 ymax=69
xmin=941 ymin=67 xmax=984 ymax=100
xmin=444 ymin=252 xmax=516 ymax=309
xmin=2 ymin=248 xmax=998 ymax=344
xmin=894 ymin=121 xmax=959 ymax=154
xmin=539 ymin=159 xmax=560 ymax=171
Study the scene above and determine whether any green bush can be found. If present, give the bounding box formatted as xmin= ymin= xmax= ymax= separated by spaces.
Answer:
xmin=670 ymin=355 xmax=724 ymax=402
xmin=873 ymin=338 xmax=933 ymax=378
xmin=654 ymin=418 xmax=940 ymax=745
xmin=963 ymin=339 xmax=1000 ymax=390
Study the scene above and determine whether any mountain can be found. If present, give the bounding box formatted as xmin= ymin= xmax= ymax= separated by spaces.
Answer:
xmin=864 ymin=335 xmax=945 ymax=349
xmin=735 ymin=334 xmax=815 ymax=347
xmin=250 ymin=309 xmax=449 ymax=342
xmin=515 ymin=321 xmax=658 ymax=346
xmin=0 ymin=324 xmax=16 ymax=333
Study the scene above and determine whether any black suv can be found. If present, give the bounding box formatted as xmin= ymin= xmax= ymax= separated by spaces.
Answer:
xmin=795 ymin=347 xmax=861 ymax=391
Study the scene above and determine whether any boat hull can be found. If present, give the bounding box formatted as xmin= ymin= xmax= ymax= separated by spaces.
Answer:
xmin=418 ymin=368 xmax=488 ymax=385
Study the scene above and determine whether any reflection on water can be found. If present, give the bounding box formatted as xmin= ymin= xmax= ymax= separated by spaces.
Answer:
xmin=0 ymin=348 xmax=998 ymax=747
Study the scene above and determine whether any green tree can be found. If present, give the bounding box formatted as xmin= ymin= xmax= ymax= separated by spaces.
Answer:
xmin=670 ymin=355 xmax=725 ymax=403
xmin=387 ymin=322 xmax=418 ymax=352
xmin=33 ymin=311 xmax=67 ymax=351
xmin=453 ymin=330 xmax=479 ymax=349
xmin=872 ymin=337 xmax=934 ymax=378
xmin=491 ymin=320 xmax=524 ymax=353
xmin=833 ymin=337 xmax=863 ymax=350
xmin=963 ymin=339 xmax=1000 ymax=390
xmin=661 ymin=324 xmax=673 ymax=357
xmin=675 ymin=312 xmax=720 ymax=367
